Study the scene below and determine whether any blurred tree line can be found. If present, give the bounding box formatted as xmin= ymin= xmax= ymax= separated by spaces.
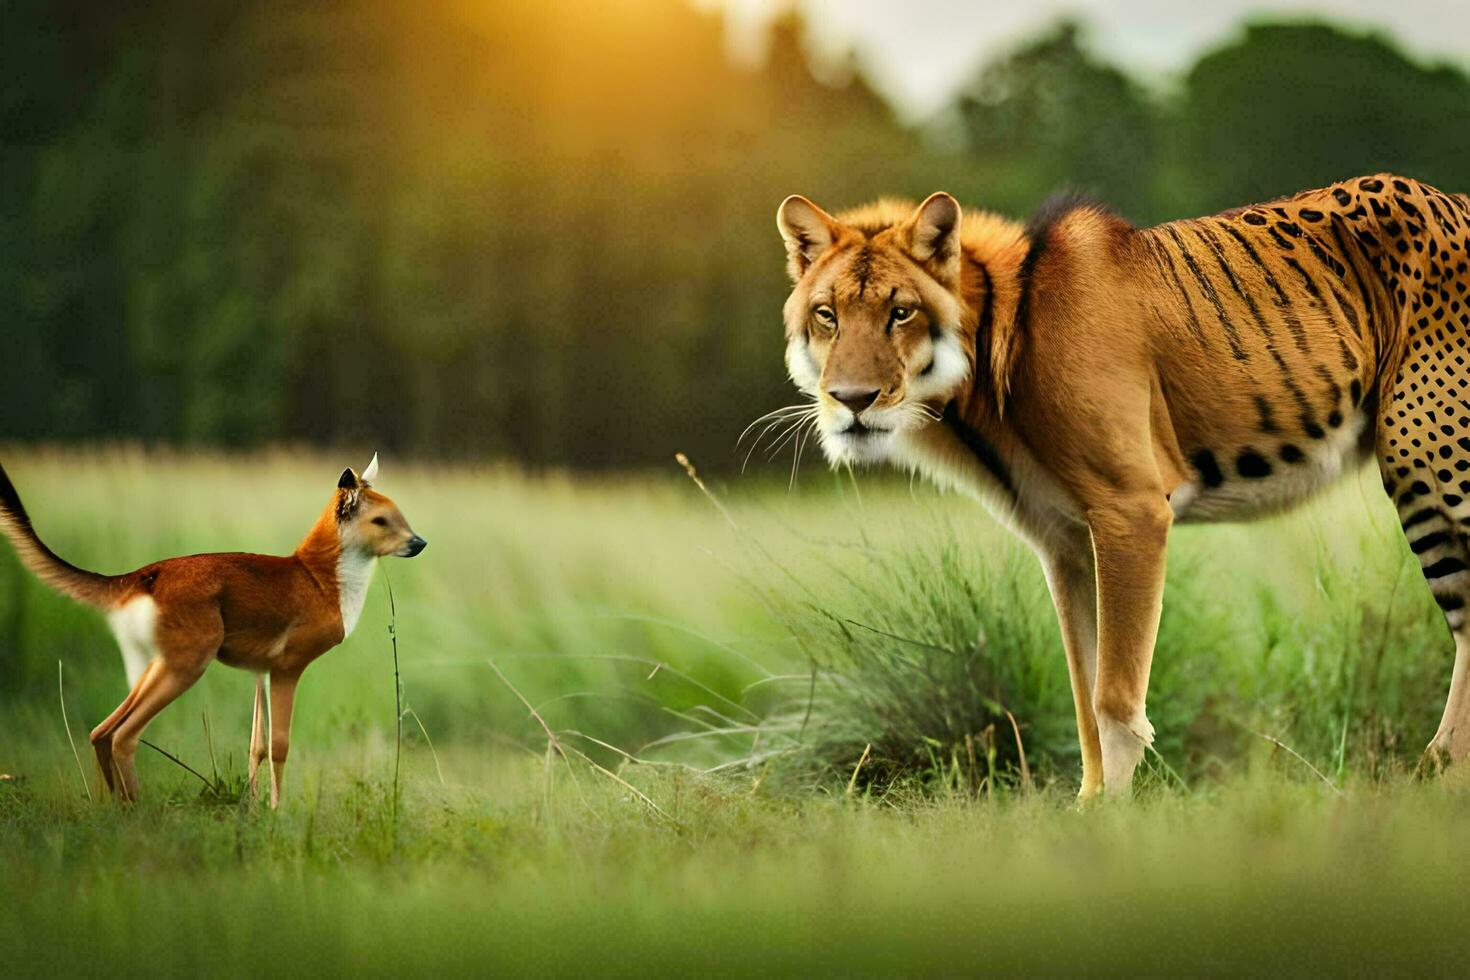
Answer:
xmin=3 ymin=1 xmax=1466 ymax=469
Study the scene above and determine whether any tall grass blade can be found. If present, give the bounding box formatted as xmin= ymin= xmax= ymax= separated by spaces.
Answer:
xmin=56 ymin=661 xmax=93 ymax=803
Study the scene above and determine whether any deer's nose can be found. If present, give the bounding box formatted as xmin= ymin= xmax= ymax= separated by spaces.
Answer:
xmin=828 ymin=387 xmax=880 ymax=415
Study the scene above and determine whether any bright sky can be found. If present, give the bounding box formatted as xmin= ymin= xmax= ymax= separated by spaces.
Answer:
xmin=702 ymin=0 xmax=1470 ymax=119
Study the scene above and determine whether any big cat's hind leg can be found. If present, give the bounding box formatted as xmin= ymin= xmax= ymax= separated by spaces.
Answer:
xmin=1417 ymin=629 xmax=1470 ymax=776
xmin=1376 ymin=355 xmax=1470 ymax=775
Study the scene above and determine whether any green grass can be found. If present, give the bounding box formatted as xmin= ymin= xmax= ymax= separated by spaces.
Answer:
xmin=1 ymin=447 xmax=1465 ymax=975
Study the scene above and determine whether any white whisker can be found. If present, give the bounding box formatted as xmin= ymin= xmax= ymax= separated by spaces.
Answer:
xmin=740 ymin=407 xmax=817 ymax=472
xmin=736 ymin=401 xmax=815 ymax=448
xmin=765 ymin=415 xmax=811 ymax=461
xmin=789 ymin=416 xmax=817 ymax=491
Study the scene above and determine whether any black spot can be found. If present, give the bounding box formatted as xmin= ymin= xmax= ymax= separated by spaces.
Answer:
xmin=1243 ymin=212 xmax=1267 ymax=226
xmin=1349 ymin=379 xmax=1362 ymax=405
xmin=1332 ymin=188 xmax=1352 ymax=206
xmin=1328 ymin=410 xmax=1343 ymax=428
xmin=1190 ymin=449 xmax=1225 ymax=488
xmin=1277 ymin=221 xmax=1302 ymax=238
xmin=1359 ymin=178 xmax=1383 ymax=192
xmin=1399 ymin=481 xmax=1432 ymax=506
xmin=1299 ymin=208 xmax=1324 ymax=222
xmin=1236 ymin=450 xmax=1273 ymax=478
xmin=1280 ymin=444 xmax=1305 ymax=463
xmin=1393 ymin=179 xmax=1411 ymax=194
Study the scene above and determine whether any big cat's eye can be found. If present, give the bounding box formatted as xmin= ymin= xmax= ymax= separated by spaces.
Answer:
xmin=812 ymin=306 xmax=836 ymax=324
xmin=890 ymin=306 xmax=915 ymax=325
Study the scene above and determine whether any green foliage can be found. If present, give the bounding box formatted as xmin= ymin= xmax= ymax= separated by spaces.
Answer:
xmin=1170 ymin=23 xmax=1470 ymax=215
xmin=952 ymin=21 xmax=1162 ymax=220
xmin=2 ymin=451 xmax=1466 ymax=973
xmin=2 ymin=450 xmax=1449 ymax=795
xmin=3 ymin=7 xmax=1466 ymax=466
xmin=3 ymin=746 xmax=1470 ymax=975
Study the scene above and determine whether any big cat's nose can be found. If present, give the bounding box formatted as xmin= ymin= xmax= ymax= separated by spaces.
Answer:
xmin=401 ymin=535 xmax=427 ymax=558
xmin=828 ymin=387 xmax=880 ymax=415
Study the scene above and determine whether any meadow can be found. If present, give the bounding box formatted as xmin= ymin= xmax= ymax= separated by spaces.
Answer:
xmin=2 ymin=447 xmax=1467 ymax=975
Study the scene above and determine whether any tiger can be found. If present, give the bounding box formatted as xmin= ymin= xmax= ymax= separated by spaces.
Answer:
xmin=773 ymin=174 xmax=1470 ymax=797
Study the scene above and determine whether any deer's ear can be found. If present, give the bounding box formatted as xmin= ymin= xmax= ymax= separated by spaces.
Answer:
xmin=361 ymin=452 xmax=379 ymax=484
xmin=338 ymin=468 xmax=360 ymax=491
xmin=777 ymin=195 xmax=840 ymax=281
xmin=903 ymin=192 xmax=962 ymax=288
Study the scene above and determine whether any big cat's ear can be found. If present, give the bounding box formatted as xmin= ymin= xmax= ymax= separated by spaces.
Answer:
xmin=777 ymin=195 xmax=839 ymax=282
xmin=338 ymin=468 xmax=360 ymax=491
xmin=361 ymin=452 xmax=379 ymax=484
xmin=903 ymin=192 xmax=961 ymax=288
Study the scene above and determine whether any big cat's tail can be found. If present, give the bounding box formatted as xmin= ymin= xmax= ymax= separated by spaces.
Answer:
xmin=0 ymin=461 xmax=122 ymax=607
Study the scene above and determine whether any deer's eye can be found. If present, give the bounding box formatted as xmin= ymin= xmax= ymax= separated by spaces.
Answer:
xmin=371 ymin=517 xmax=388 ymax=527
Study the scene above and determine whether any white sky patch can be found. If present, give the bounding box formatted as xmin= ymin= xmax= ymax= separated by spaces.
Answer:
xmin=700 ymin=0 xmax=1470 ymax=120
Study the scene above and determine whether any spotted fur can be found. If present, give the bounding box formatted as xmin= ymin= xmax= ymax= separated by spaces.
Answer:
xmin=775 ymin=173 xmax=1470 ymax=793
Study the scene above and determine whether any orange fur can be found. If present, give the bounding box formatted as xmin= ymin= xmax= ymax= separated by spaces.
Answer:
xmin=0 ymin=458 xmax=426 ymax=805
xmin=777 ymin=174 xmax=1470 ymax=795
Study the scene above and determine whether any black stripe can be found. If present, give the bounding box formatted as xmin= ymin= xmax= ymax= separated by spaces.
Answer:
xmin=941 ymin=401 xmax=1013 ymax=496
xmin=1221 ymin=223 xmax=1290 ymax=304
xmin=1145 ymin=234 xmax=1210 ymax=350
xmin=1015 ymin=246 xmax=1042 ymax=335
xmin=853 ymin=245 xmax=874 ymax=296
xmin=1253 ymin=395 xmax=1278 ymax=432
xmin=1327 ymin=219 xmax=1368 ymax=302
xmin=1411 ymin=531 xmax=1451 ymax=554
xmin=1436 ymin=594 xmax=1466 ymax=612
xmin=1422 ymin=557 xmax=1468 ymax=580
xmin=974 ymin=255 xmax=993 ymax=352
xmin=1329 ymin=283 xmax=1362 ymax=337
xmin=1402 ymin=507 xmax=1441 ymax=529
xmin=1300 ymin=230 xmax=1346 ymax=278
xmin=1220 ymin=222 xmax=1311 ymax=353
xmin=1016 ymin=197 xmax=1089 ymax=336
xmin=1282 ymin=256 xmax=1322 ymax=301
xmin=1201 ymin=223 xmax=1319 ymax=420
xmin=1328 ymin=323 xmax=1359 ymax=375
xmin=1331 ymin=216 xmax=1393 ymax=330
xmin=1164 ymin=226 xmax=1247 ymax=361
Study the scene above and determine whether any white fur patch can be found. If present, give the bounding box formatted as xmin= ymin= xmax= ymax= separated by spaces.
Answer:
xmin=336 ymin=548 xmax=378 ymax=636
xmin=1098 ymin=711 xmax=1154 ymax=796
xmin=906 ymin=330 xmax=970 ymax=403
xmin=1173 ymin=412 xmax=1368 ymax=522
xmin=784 ymin=336 xmax=821 ymax=395
xmin=107 ymin=596 xmax=158 ymax=688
